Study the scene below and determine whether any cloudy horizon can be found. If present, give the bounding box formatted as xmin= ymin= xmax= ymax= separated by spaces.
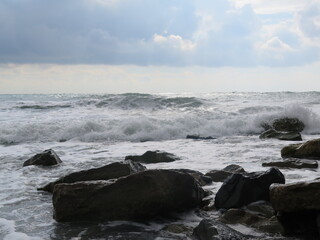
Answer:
xmin=0 ymin=0 xmax=319 ymax=93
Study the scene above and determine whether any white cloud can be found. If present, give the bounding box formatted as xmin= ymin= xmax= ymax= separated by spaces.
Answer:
xmin=260 ymin=36 xmax=293 ymax=52
xmin=153 ymin=34 xmax=196 ymax=51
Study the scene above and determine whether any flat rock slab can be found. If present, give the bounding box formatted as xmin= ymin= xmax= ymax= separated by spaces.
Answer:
xmin=259 ymin=129 xmax=302 ymax=141
xmin=39 ymin=160 xmax=146 ymax=192
xmin=125 ymin=150 xmax=180 ymax=163
xmin=262 ymin=159 xmax=318 ymax=169
xmin=281 ymin=138 xmax=320 ymax=160
xmin=214 ymin=167 xmax=285 ymax=210
xmin=23 ymin=149 xmax=62 ymax=167
xmin=205 ymin=164 xmax=245 ymax=182
xmin=53 ymin=169 xmax=205 ymax=222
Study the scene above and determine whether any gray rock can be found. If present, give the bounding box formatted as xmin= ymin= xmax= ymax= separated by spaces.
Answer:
xmin=259 ymin=129 xmax=302 ymax=141
xmin=39 ymin=160 xmax=146 ymax=192
xmin=23 ymin=149 xmax=62 ymax=167
xmin=281 ymin=138 xmax=320 ymax=160
xmin=214 ymin=168 xmax=285 ymax=210
xmin=192 ymin=219 xmax=249 ymax=240
xmin=125 ymin=150 xmax=180 ymax=163
xmin=262 ymin=159 xmax=318 ymax=169
xmin=53 ymin=169 xmax=205 ymax=222
xmin=270 ymin=180 xmax=320 ymax=238
xmin=205 ymin=164 xmax=245 ymax=182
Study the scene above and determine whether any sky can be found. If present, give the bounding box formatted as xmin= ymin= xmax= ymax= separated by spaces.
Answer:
xmin=0 ymin=0 xmax=320 ymax=93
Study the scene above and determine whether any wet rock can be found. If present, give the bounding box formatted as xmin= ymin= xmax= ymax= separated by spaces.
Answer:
xmin=23 ymin=149 xmax=62 ymax=167
xmin=174 ymin=169 xmax=212 ymax=186
xmin=281 ymin=138 xmax=320 ymax=160
xmin=214 ymin=168 xmax=285 ymax=210
xmin=219 ymin=207 xmax=284 ymax=234
xmin=53 ymin=169 xmax=205 ymax=222
xmin=162 ymin=224 xmax=193 ymax=235
xmin=125 ymin=150 xmax=180 ymax=163
xmin=205 ymin=164 xmax=245 ymax=182
xmin=259 ymin=129 xmax=302 ymax=141
xmin=186 ymin=135 xmax=216 ymax=140
xmin=270 ymin=181 xmax=320 ymax=238
xmin=39 ymin=160 xmax=146 ymax=192
xmin=262 ymin=159 xmax=318 ymax=169
xmin=272 ymin=117 xmax=305 ymax=132
xmin=192 ymin=219 xmax=249 ymax=240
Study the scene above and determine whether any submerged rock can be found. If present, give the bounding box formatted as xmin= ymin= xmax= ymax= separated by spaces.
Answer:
xmin=23 ymin=149 xmax=62 ymax=167
xmin=262 ymin=159 xmax=318 ymax=169
xmin=214 ymin=168 xmax=285 ymax=210
xmin=281 ymin=138 xmax=320 ymax=160
xmin=186 ymin=135 xmax=216 ymax=140
xmin=192 ymin=219 xmax=249 ymax=240
xmin=39 ymin=160 xmax=146 ymax=192
xmin=205 ymin=164 xmax=245 ymax=182
xmin=53 ymin=169 xmax=205 ymax=222
xmin=125 ymin=150 xmax=180 ymax=163
xmin=259 ymin=129 xmax=302 ymax=141
xmin=270 ymin=181 xmax=320 ymax=238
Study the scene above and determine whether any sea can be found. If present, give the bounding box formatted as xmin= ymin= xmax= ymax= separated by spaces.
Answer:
xmin=0 ymin=92 xmax=320 ymax=240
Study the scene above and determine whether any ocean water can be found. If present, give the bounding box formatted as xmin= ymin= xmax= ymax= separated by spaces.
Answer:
xmin=0 ymin=92 xmax=320 ymax=240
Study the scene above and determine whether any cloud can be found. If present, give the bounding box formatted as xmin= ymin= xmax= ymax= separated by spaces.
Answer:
xmin=0 ymin=0 xmax=319 ymax=67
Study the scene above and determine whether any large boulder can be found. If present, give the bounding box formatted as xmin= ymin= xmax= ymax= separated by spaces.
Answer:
xmin=270 ymin=181 xmax=320 ymax=238
xmin=205 ymin=164 xmax=245 ymax=182
xmin=192 ymin=219 xmax=249 ymax=240
xmin=39 ymin=160 xmax=146 ymax=192
xmin=53 ymin=169 xmax=205 ymax=222
xmin=281 ymin=138 xmax=320 ymax=160
xmin=214 ymin=168 xmax=285 ymax=210
xmin=259 ymin=129 xmax=302 ymax=141
xmin=125 ymin=150 xmax=180 ymax=163
xmin=23 ymin=149 xmax=62 ymax=167
xmin=262 ymin=159 xmax=318 ymax=169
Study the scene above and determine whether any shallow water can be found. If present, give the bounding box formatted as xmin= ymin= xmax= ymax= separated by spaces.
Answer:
xmin=0 ymin=92 xmax=319 ymax=239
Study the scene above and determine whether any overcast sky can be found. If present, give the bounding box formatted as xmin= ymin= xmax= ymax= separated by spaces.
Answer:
xmin=0 ymin=0 xmax=320 ymax=93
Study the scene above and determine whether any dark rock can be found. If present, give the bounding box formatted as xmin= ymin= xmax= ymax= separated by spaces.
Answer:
xmin=192 ymin=219 xmax=249 ymax=240
xmin=272 ymin=117 xmax=305 ymax=132
xmin=53 ymin=169 xmax=205 ymax=222
xmin=259 ymin=129 xmax=302 ymax=141
xmin=174 ymin=169 xmax=212 ymax=186
xmin=270 ymin=181 xmax=320 ymax=238
xmin=214 ymin=168 xmax=285 ymax=210
xmin=23 ymin=149 xmax=62 ymax=167
xmin=262 ymin=159 xmax=318 ymax=169
xmin=219 ymin=207 xmax=284 ymax=234
xmin=205 ymin=164 xmax=245 ymax=182
xmin=39 ymin=160 xmax=146 ymax=192
xmin=162 ymin=224 xmax=193 ymax=235
xmin=281 ymin=138 xmax=320 ymax=160
xmin=246 ymin=201 xmax=275 ymax=219
xmin=125 ymin=150 xmax=180 ymax=163
xmin=186 ymin=135 xmax=216 ymax=140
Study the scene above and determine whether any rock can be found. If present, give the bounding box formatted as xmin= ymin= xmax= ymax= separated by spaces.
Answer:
xmin=39 ymin=160 xmax=146 ymax=192
xmin=125 ymin=150 xmax=180 ymax=163
xmin=270 ymin=181 xmax=320 ymax=238
xmin=23 ymin=149 xmax=62 ymax=167
xmin=53 ymin=169 xmax=205 ymax=222
xmin=219 ymin=207 xmax=284 ymax=234
xmin=175 ymin=169 xmax=212 ymax=186
xmin=205 ymin=164 xmax=245 ymax=182
xmin=162 ymin=224 xmax=193 ymax=235
xmin=259 ymin=129 xmax=302 ymax=141
xmin=281 ymin=138 xmax=320 ymax=160
xmin=262 ymin=159 xmax=318 ymax=169
xmin=186 ymin=135 xmax=216 ymax=140
xmin=214 ymin=168 xmax=285 ymax=210
xmin=272 ymin=117 xmax=305 ymax=132
xmin=192 ymin=219 xmax=249 ymax=240
xmin=246 ymin=201 xmax=275 ymax=219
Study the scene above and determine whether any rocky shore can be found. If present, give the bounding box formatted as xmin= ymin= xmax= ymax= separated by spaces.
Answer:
xmin=25 ymin=117 xmax=319 ymax=239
